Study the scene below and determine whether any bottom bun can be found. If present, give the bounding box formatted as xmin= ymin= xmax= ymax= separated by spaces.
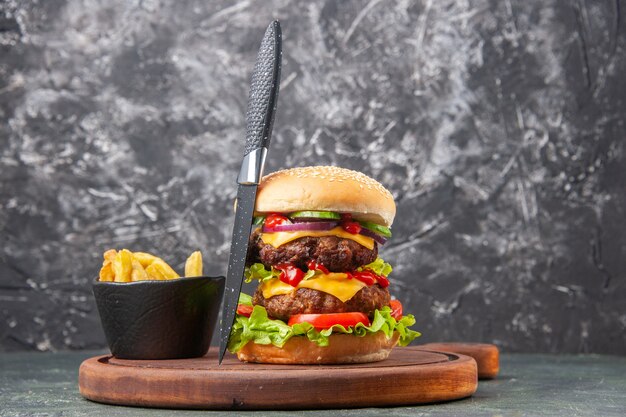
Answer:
xmin=236 ymin=332 xmax=400 ymax=364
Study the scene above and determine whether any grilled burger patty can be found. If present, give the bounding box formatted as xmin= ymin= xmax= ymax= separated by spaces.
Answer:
xmin=252 ymin=285 xmax=391 ymax=321
xmin=248 ymin=229 xmax=378 ymax=272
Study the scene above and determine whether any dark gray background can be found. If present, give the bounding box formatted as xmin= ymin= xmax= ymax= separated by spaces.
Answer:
xmin=1 ymin=0 xmax=624 ymax=354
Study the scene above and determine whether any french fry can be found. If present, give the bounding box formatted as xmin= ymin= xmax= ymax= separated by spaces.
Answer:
xmin=145 ymin=259 xmax=180 ymax=280
xmin=145 ymin=263 xmax=166 ymax=280
xmin=130 ymin=259 xmax=149 ymax=281
xmin=103 ymin=249 xmax=117 ymax=263
xmin=100 ymin=249 xmax=187 ymax=282
xmin=99 ymin=260 xmax=114 ymax=282
xmin=132 ymin=252 xmax=159 ymax=268
xmin=113 ymin=249 xmax=133 ymax=282
xmin=184 ymin=251 xmax=203 ymax=277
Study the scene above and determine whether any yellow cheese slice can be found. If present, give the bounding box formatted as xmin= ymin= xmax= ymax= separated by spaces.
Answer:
xmin=261 ymin=273 xmax=367 ymax=302
xmin=261 ymin=227 xmax=375 ymax=250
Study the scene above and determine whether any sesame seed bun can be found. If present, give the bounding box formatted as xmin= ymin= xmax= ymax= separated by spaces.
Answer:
xmin=254 ymin=166 xmax=396 ymax=227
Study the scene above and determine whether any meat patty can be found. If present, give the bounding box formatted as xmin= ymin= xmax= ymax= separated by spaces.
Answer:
xmin=252 ymin=285 xmax=391 ymax=321
xmin=247 ymin=229 xmax=378 ymax=272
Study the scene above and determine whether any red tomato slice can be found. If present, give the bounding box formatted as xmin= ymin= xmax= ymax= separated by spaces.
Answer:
xmin=237 ymin=304 xmax=254 ymax=318
xmin=265 ymin=213 xmax=290 ymax=228
xmin=288 ymin=312 xmax=370 ymax=330
xmin=389 ymin=299 xmax=402 ymax=320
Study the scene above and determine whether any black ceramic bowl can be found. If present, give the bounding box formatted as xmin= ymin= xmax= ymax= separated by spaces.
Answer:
xmin=93 ymin=276 xmax=224 ymax=359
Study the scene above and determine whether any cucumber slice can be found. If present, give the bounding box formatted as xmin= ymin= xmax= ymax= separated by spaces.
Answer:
xmin=288 ymin=210 xmax=341 ymax=220
xmin=359 ymin=221 xmax=392 ymax=237
xmin=253 ymin=216 xmax=265 ymax=226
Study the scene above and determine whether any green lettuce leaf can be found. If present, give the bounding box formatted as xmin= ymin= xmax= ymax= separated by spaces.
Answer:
xmin=358 ymin=257 xmax=393 ymax=277
xmin=228 ymin=295 xmax=421 ymax=353
xmin=238 ymin=292 xmax=253 ymax=305
xmin=244 ymin=263 xmax=278 ymax=283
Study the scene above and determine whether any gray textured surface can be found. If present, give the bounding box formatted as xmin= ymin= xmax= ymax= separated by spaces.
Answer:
xmin=1 ymin=0 xmax=625 ymax=354
xmin=1 ymin=351 xmax=626 ymax=416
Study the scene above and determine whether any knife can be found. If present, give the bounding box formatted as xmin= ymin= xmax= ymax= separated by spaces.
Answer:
xmin=219 ymin=21 xmax=282 ymax=364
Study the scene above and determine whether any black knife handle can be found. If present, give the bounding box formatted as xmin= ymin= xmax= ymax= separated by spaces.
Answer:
xmin=244 ymin=20 xmax=282 ymax=156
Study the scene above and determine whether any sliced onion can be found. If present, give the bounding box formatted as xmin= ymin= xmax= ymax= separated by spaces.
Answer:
xmin=263 ymin=221 xmax=339 ymax=233
xmin=358 ymin=227 xmax=388 ymax=245
xmin=262 ymin=220 xmax=388 ymax=245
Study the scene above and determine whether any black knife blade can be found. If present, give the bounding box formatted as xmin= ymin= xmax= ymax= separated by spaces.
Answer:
xmin=219 ymin=21 xmax=282 ymax=364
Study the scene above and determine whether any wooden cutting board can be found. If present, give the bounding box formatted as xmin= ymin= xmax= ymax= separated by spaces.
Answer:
xmin=79 ymin=346 xmax=478 ymax=410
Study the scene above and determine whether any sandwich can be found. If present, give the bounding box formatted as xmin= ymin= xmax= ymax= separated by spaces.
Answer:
xmin=228 ymin=166 xmax=420 ymax=364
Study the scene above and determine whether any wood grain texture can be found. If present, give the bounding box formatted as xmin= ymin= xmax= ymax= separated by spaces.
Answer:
xmin=418 ymin=343 xmax=499 ymax=379
xmin=78 ymin=347 xmax=478 ymax=410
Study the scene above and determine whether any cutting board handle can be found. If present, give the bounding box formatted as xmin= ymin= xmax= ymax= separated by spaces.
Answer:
xmin=418 ymin=343 xmax=499 ymax=379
